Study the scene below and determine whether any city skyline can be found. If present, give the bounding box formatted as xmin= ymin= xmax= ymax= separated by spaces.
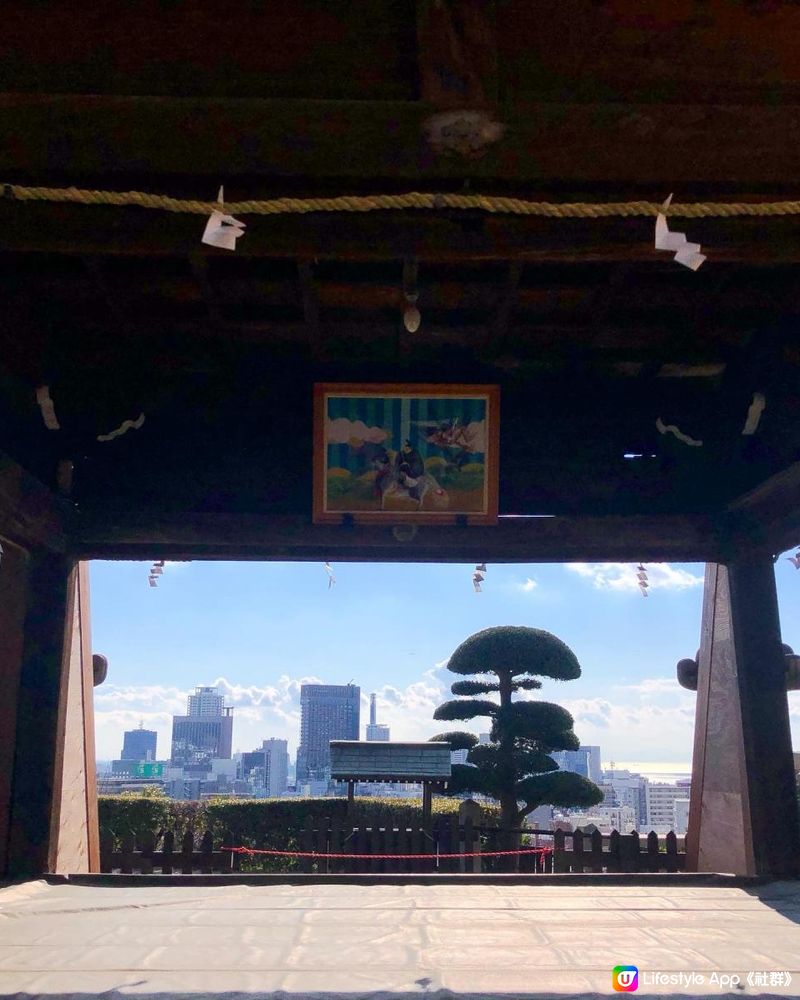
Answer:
xmin=89 ymin=559 xmax=800 ymax=771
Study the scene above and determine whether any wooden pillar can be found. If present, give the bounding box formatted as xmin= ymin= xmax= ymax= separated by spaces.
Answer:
xmin=0 ymin=540 xmax=32 ymax=876
xmin=688 ymin=557 xmax=800 ymax=876
xmin=49 ymin=563 xmax=100 ymax=873
xmin=5 ymin=552 xmax=74 ymax=878
xmin=422 ymin=782 xmax=432 ymax=828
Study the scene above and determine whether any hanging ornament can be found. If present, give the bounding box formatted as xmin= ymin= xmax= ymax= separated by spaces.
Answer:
xmin=472 ymin=562 xmax=487 ymax=593
xmin=402 ymin=258 xmax=421 ymax=332
xmin=655 ymin=194 xmax=706 ymax=270
xmin=403 ymin=293 xmax=421 ymax=333
xmin=636 ymin=563 xmax=649 ymax=597
xmin=742 ymin=392 xmax=766 ymax=436
xmin=35 ymin=385 xmax=60 ymax=430
xmin=323 ymin=562 xmax=336 ymax=588
xmin=147 ymin=559 xmax=165 ymax=588
xmin=786 ymin=551 xmax=800 ymax=569
xmin=201 ymin=185 xmax=245 ymax=251
xmin=97 ymin=412 xmax=145 ymax=442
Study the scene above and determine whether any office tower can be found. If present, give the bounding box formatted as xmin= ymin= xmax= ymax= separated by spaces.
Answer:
xmin=237 ymin=739 xmax=289 ymax=798
xmin=583 ymin=746 xmax=602 ymax=782
xmin=646 ymin=780 xmax=692 ymax=832
xmin=259 ymin=738 xmax=289 ymax=796
xmin=551 ymin=747 xmax=591 ymax=778
xmin=187 ymin=686 xmax=227 ymax=717
xmin=603 ymin=769 xmax=649 ymax=830
xmin=366 ymin=693 xmax=390 ymax=741
xmin=170 ymin=685 xmax=233 ymax=772
xmin=296 ymin=683 xmax=360 ymax=781
xmin=121 ymin=725 xmax=157 ymax=761
xmin=673 ymin=798 xmax=690 ymax=836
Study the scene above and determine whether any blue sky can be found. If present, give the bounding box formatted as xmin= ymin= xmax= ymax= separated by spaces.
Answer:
xmin=90 ymin=558 xmax=800 ymax=771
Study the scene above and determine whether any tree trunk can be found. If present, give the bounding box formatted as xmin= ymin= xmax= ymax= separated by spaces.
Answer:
xmin=499 ymin=794 xmax=519 ymax=872
xmin=497 ymin=672 xmax=518 ymax=871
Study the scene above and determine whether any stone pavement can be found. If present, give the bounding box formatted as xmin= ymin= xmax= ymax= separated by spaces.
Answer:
xmin=0 ymin=878 xmax=798 ymax=997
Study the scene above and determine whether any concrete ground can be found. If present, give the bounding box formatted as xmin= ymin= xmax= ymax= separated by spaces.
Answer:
xmin=0 ymin=877 xmax=798 ymax=998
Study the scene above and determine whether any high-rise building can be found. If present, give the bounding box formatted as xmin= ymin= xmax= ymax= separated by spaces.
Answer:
xmin=603 ymin=769 xmax=649 ymax=830
xmin=551 ymin=748 xmax=590 ymax=778
xmin=366 ymin=693 xmax=390 ymax=741
xmin=237 ymin=739 xmax=289 ymax=798
xmin=121 ymin=726 xmax=157 ymax=761
xmin=584 ymin=746 xmax=602 ymax=783
xmin=254 ymin=738 xmax=289 ymax=796
xmin=170 ymin=685 xmax=233 ymax=772
xmin=296 ymin=683 xmax=360 ymax=781
xmin=187 ymin=686 xmax=228 ymax=716
xmin=646 ymin=780 xmax=692 ymax=832
xmin=673 ymin=798 xmax=690 ymax=836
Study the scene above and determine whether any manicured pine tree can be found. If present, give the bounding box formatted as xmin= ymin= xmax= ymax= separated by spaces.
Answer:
xmin=431 ymin=625 xmax=603 ymax=834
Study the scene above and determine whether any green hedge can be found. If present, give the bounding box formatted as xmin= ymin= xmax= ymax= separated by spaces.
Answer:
xmin=99 ymin=793 xmax=501 ymax=873
xmin=99 ymin=793 xmax=499 ymax=848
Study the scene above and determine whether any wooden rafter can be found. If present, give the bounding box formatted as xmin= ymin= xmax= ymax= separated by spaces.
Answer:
xmin=72 ymin=511 xmax=724 ymax=563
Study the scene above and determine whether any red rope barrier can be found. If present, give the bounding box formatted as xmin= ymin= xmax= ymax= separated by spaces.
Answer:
xmin=222 ymin=846 xmax=553 ymax=860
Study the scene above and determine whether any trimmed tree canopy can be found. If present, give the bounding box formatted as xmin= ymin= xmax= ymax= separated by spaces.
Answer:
xmin=432 ymin=624 xmax=601 ymax=829
xmin=434 ymin=698 xmax=498 ymax=722
xmin=428 ymin=731 xmax=478 ymax=752
xmin=447 ymin=625 xmax=581 ymax=680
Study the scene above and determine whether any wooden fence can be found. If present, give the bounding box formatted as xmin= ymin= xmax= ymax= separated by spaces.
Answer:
xmin=100 ymin=821 xmax=686 ymax=874
xmin=553 ymin=828 xmax=686 ymax=872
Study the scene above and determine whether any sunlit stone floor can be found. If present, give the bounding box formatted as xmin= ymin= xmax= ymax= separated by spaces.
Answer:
xmin=0 ymin=877 xmax=798 ymax=998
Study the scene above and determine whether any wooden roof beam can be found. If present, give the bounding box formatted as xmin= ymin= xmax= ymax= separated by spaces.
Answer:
xmin=71 ymin=510 xmax=724 ymax=563
xmin=727 ymin=461 xmax=800 ymax=555
xmin=0 ymin=453 xmax=70 ymax=554
xmin=4 ymin=94 xmax=800 ymax=186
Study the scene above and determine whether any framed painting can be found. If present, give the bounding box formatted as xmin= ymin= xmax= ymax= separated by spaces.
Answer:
xmin=313 ymin=383 xmax=499 ymax=524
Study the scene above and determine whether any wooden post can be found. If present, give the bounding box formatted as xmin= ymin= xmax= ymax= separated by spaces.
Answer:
xmin=5 ymin=552 xmax=74 ymax=878
xmin=688 ymin=558 xmax=800 ymax=876
xmin=49 ymin=563 xmax=101 ymax=873
xmin=0 ymin=540 xmax=31 ymax=877
xmin=422 ymin=782 xmax=432 ymax=828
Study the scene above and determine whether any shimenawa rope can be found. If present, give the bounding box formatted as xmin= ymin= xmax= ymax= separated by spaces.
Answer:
xmin=5 ymin=183 xmax=800 ymax=219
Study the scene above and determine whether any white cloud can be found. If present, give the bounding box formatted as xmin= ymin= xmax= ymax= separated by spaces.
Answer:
xmin=92 ymin=664 xmax=800 ymax=777
xmin=519 ymin=577 xmax=538 ymax=592
xmin=558 ymin=694 xmax=696 ymax=761
xmin=93 ymin=668 xmax=451 ymax=761
xmin=616 ymin=677 xmax=684 ymax=697
xmin=566 ymin=562 xmax=703 ymax=592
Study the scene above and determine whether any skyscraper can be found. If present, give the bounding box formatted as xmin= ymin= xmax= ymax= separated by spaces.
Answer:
xmin=187 ymin=687 xmax=227 ymax=716
xmin=240 ymin=738 xmax=289 ymax=797
xmin=551 ymin=746 xmax=602 ymax=782
xmin=366 ymin=692 xmax=390 ymax=741
xmin=121 ymin=726 xmax=157 ymax=761
xmin=170 ymin=685 xmax=233 ymax=773
xmin=296 ymin=683 xmax=360 ymax=781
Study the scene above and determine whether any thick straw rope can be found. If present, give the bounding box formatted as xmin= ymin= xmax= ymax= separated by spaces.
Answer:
xmin=5 ymin=184 xmax=800 ymax=218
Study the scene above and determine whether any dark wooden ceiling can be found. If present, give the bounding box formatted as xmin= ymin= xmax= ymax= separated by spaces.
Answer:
xmin=2 ymin=1 xmax=800 ymax=561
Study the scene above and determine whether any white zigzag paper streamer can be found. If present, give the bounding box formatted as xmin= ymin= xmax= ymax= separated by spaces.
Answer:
xmin=97 ymin=412 xmax=145 ymax=442
xmin=656 ymin=417 xmax=703 ymax=448
xmin=201 ymin=185 xmax=245 ymax=251
xmin=655 ymin=194 xmax=706 ymax=270
xmin=742 ymin=392 xmax=766 ymax=436
xmin=35 ymin=385 xmax=60 ymax=430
